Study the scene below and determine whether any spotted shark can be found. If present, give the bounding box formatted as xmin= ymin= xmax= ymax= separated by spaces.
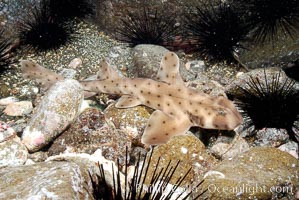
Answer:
xmin=21 ymin=52 xmax=243 ymax=145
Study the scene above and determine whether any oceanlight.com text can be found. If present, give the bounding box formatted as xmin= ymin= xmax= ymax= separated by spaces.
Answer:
xmin=207 ymin=183 xmax=293 ymax=196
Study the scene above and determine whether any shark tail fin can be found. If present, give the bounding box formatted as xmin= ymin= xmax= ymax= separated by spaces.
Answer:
xmin=20 ymin=60 xmax=64 ymax=91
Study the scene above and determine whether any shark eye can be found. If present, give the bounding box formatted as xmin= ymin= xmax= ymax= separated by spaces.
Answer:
xmin=217 ymin=109 xmax=226 ymax=116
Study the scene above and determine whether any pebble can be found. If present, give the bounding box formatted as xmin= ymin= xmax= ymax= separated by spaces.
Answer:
xmin=0 ymin=96 xmax=19 ymax=106
xmin=0 ymin=121 xmax=16 ymax=143
xmin=19 ymin=85 xmax=39 ymax=97
xmin=255 ymin=128 xmax=289 ymax=147
xmin=68 ymin=58 xmax=82 ymax=69
xmin=210 ymin=135 xmax=250 ymax=159
xmin=3 ymin=101 xmax=33 ymax=116
xmin=0 ymin=135 xmax=28 ymax=167
xmin=185 ymin=60 xmax=207 ymax=73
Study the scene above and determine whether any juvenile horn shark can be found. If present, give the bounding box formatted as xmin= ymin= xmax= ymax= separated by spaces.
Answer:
xmin=21 ymin=52 xmax=243 ymax=145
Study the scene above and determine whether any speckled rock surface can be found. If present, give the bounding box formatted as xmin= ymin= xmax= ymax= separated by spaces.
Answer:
xmin=104 ymin=103 xmax=151 ymax=144
xmin=0 ymin=121 xmax=16 ymax=142
xmin=107 ymin=45 xmax=134 ymax=76
xmin=278 ymin=141 xmax=299 ymax=159
xmin=146 ymin=134 xmax=217 ymax=187
xmin=203 ymin=147 xmax=299 ymax=200
xmin=0 ymin=96 xmax=19 ymax=106
xmin=0 ymin=135 xmax=28 ymax=167
xmin=22 ymin=79 xmax=84 ymax=152
xmin=0 ymin=161 xmax=93 ymax=200
xmin=210 ymin=135 xmax=250 ymax=160
xmin=255 ymin=128 xmax=289 ymax=147
xmin=48 ymin=108 xmax=132 ymax=165
xmin=226 ymin=67 xmax=299 ymax=96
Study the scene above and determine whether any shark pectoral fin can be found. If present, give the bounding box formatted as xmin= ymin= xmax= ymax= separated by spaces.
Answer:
xmin=83 ymin=91 xmax=97 ymax=98
xmin=96 ymin=59 xmax=120 ymax=80
xmin=115 ymin=95 xmax=142 ymax=108
xmin=141 ymin=110 xmax=192 ymax=145
xmin=156 ymin=52 xmax=184 ymax=85
xmin=20 ymin=60 xmax=64 ymax=91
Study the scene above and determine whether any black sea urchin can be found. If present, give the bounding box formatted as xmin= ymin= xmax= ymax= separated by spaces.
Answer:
xmin=234 ymin=70 xmax=299 ymax=142
xmin=0 ymin=29 xmax=13 ymax=73
xmin=90 ymin=148 xmax=206 ymax=200
xmin=115 ymin=6 xmax=179 ymax=47
xmin=18 ymin=0 xmax=73 ymax=52
xmin=183 ymin=1 xmax=250 ymax=64
xmin=232 ymin=0 xmax=299 ymax=43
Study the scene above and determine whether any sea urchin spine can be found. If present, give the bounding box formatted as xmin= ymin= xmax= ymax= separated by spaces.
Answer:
xmin=183 ymin=1 xmax=250 ymax=65
xmin=0 ymin=29 xmax=14 ymax=73
xmin=231 ymin=0 xmax=299 ymax=43
xmin=90 ymin=147 xmax=206 ymax=200
xmin=115 ymin=5 xmax=179 ymax=47
xmin=18 ymin=0 xmax=73 ymax=52
xmin=234 ymin=70 xmax=299 ymax=142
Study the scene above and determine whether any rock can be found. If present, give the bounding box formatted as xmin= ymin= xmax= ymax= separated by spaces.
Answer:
xmin=131 ymin=44 xmax=169 ymax=78
xmin=68 ymin=57 xmax=82 ymax=69
xmin=0 ymin=161 xmax=94 ymax=199
xmin=59 ymin=68 xmax=77 ymax=79
xmin=210 ymin=135 xmax=250 ymax=159
xmin=0 ymin=96 xmax=19 ymax=106
xmin=131 ymin=44 xmax=192 ymax=81
xmin=146 ymin=134 xmax=217 ymax=187
xmin=22 ymin=79 xmax=84 ymax=152
xmin=0 ymin=121 xmax=16 ymax=142
xmin=278 ymin=141 xmax=299 ymax=159
xmin=0 ymin=135 xmax=28 ymax=167
xmin=8 ymin=119 xmax=27 ymax=135
xmin=3 ymin=101 xmax=33 ymax=116
xmin=0 ymin=82 xmax=10 ymax=97
xmin=202 ymin=147 xmax=299 ymax=199
xmin=48 ymin=108 xmax=132 ymax=165
xmin=107 ymin=45 xmax=133 ymax=77
xmin=104 ymin=103 xmax=150 ymax=144
xmin=185 ymin=60 xmax=207 ymax=73
xmin=255 ymin=128 xmax=289 ymax=147
xmin=226 ymin=67 xmax=298 ymax=97
xmin=45 ymin=149 xmax=127 ymax=197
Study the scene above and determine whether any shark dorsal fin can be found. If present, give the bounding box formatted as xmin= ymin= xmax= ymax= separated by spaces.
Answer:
xmin=96 ymin=60 xmax=120 ymax=80
xmin=20 ymin=60 xmax=64 ymax=91
xmin=156 ymin=52 xmax=184 ymax=85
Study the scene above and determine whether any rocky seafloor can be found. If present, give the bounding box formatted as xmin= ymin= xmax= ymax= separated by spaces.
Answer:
xmin=0 ymin=18 xmax=299 ymax=200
